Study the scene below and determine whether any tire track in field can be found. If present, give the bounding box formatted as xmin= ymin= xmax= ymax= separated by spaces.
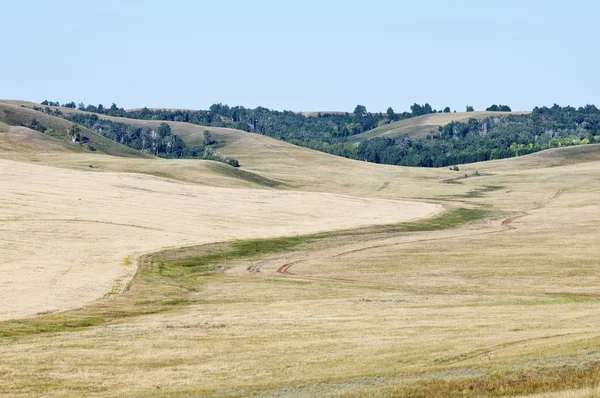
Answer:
xmin=0 ymin=218 xmax=163 ymax=231
xmin=438 ymin=331 xmax=586 ymax=365
xmin=276 ymin=189 xmax=564 ymax=281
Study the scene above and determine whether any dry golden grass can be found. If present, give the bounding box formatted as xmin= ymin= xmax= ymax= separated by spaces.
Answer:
xmin=1 ymin=101 xmax=600 ymax=397
xmin=0 ymin=156 xmax=439 ymax=321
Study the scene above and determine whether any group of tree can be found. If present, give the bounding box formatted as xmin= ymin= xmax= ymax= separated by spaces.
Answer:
xmin=55 ymin=112 xmax=239 ymax=166
xmin=41 ymin=100 xmax=76 ymax=108
xmin=50 ymin=100 xmax=461 ymax=138
xmin=41 ymin=100 xmax=61 ymax=107
xmin=486 ymin=104 xmax=512 ymax=112
xmin=22 ymin=118 xmax=48 ymax=133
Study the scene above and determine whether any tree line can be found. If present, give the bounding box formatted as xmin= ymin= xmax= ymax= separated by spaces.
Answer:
xmin=44 ymin=99 xmax=580 ymax=169
xmin=40 ymin=100 xmax=477 ymax=159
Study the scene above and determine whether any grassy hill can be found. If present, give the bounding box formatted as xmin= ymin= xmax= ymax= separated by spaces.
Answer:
xmin=6 ymin=100 xmax=599 ymax=197
xmin=3 ymin=101 xmax=464 ymax=197
xmin=349 ymin=110 xmax=529 ymax=143
xmin=0 ymin=101 xmax=289 ymax=189
xmin=7 ymin=101 xmax=547 ymax=168
xmin=1 ymin=100 xmax=252 ymax=147
xmin=0 ymin=101 xmax=148 ymax=158
xmin=3 ymin=100 xmax=600 ymax=396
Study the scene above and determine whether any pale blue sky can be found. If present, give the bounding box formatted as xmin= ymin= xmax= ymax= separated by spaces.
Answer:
xmin=2 ymin=0 xmax=598 ymax=112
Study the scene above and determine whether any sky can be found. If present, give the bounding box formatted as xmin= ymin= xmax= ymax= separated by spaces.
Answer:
xmin=2 ymin=0 xmax=599 ymax=113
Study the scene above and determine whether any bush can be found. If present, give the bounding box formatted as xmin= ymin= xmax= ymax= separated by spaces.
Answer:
xmin=226 ymin=158 xmax=240 ymax=167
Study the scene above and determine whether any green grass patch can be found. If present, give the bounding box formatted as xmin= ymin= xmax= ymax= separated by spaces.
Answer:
xmin=379 ymin=207 xmax=495 ymax=233
xmin=161 ymin=299 xmax=201 ymax=306
xmin=440 ymin=185 xmax=505 ymax=199
xmin=463 ymin=185 xmax=504 ymax=198
xmin=0 ymin=315 xmax=106 ymax=338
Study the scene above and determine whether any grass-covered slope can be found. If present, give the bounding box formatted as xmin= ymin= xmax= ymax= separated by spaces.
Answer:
xmin=0 ymin=102 xmax=149 ymax=158
xmin=3 ymin=147 xmax=600 ymax=396
xmin=9 ymin=100 xmax=600 ymax=197
xmin=0 ymin=101 xmax=441 ymax=195
xmin=350 ymin=110 xmax=529 ymax=143
xmin=4 ymin=100 xmax=600 ymax=397
xmin=0 ymin=101 xmax=288 ymax=189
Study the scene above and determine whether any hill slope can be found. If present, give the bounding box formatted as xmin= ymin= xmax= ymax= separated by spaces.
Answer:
xmin=0 ymin=101 xmax=453 ymax=197
xmin=8 ymin=100 xmax=600 ymax=198
xmin=349 ymin=110 xmax=529 ymax=142
xmin=4 ymin=100 xmax=600 ymax=397
xmin=0 ymin=124 xmax=285 ymax=191
xmin=0 ymin=102 xmax=149 ymax=158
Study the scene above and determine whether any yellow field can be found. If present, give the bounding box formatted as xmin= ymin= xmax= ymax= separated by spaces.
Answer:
xmin=0 ymin=103 xmax=599 ymax=397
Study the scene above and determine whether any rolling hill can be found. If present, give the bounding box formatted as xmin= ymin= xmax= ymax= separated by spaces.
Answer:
xmin=0 ymin=100 xmax=461 ymax=198
xmin=349 ymin=110 xmax=529 ymax=143
xmin=5 ymin=100 xmax=599 ymax=197
xmin=2 ymin=99 xmax=600 ymax=396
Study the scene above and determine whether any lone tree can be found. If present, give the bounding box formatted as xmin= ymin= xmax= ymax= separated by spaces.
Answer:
xmin=203 ymin=130 xmax=216 ymax=146
xmin=70 ymin=124 xmax=81 ymax=143
xmin=386 ymin=106 xmax=396 ymax=120
xmin=466 ymin=105 xmax=474 ymax=112
xmin=353 ymin=104 xmax=367 ymax=117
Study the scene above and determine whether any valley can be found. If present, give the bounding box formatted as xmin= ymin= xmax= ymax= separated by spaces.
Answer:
xmin=1 ymin=102 xmax=599 ymax=397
